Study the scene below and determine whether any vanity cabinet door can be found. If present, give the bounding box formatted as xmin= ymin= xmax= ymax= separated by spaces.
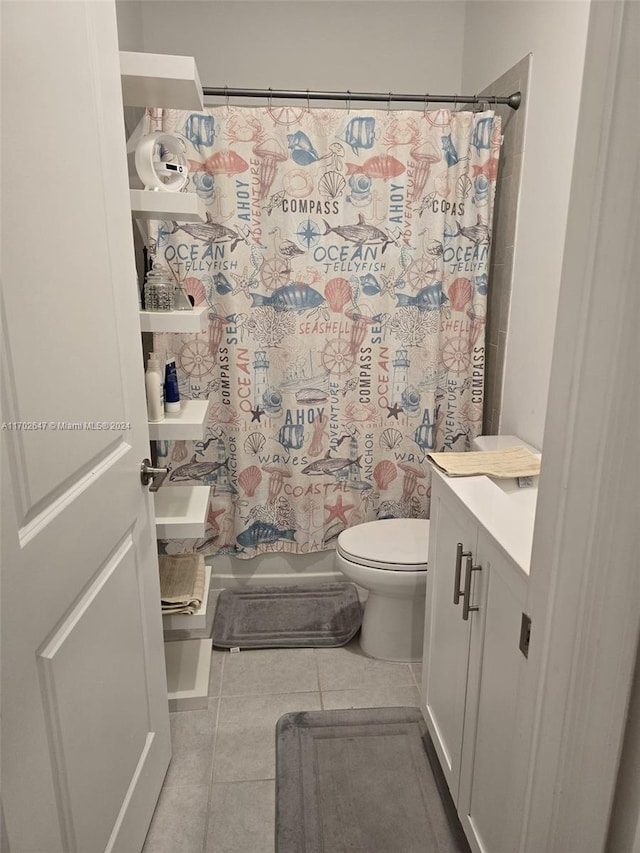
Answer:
xmin=421 ymin=484 xmax=484 ymax=801
xmin=458 ymin=533 xmax=528 ymax=853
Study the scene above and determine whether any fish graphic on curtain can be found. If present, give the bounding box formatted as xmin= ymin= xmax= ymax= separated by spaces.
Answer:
xmin=144 ymin=104 xmax=501 ymax=557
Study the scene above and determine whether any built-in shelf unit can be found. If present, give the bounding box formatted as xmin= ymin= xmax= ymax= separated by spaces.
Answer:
xmin=121 ymin=49 xmax=212 ymax=711
xmin=129 ymin=189 xmax=207 ymax=222
xmin=148 ymin=399 xmax=211 ymax=441
xmin=139 ymin=305 xmax=209 ymax=334
xmin=163 ymin=639 xmax=212 ymax=712
xmin=153 ymin=486 xmax=211 ymax=539
xmin=120 ymin=51 xmax=204 ymax=110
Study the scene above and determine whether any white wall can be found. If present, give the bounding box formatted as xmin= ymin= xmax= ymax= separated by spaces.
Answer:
xmin=462 ymin=1 xmax=590 ymax=449
xmin=115 ymin=0 xmax=143 ymax=51
xmin=137 ymin=1 xmax=466 ymax=100
xmin=116 ymin=0 xmax=146 ymax=136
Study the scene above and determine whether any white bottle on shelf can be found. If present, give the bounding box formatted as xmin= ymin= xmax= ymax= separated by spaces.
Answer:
xmin=145 ymin=352 xmax=165 ymax=423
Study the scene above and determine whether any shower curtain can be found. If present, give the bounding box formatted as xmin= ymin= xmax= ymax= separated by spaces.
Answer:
xmin=145 ymin=104 xmax=501 ymax=557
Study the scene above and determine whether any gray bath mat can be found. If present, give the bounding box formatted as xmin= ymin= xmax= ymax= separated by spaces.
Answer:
xmin=212 ymin=583 xmax=362 ymax=649
xmin=276 ymin=706 xmax=470 ymax=853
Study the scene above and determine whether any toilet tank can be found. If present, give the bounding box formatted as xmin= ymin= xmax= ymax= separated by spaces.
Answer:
xmin=470 ymin=434 xmax=540 ymax=454
xmin=470 ymin=434 xmax=541 ymax=490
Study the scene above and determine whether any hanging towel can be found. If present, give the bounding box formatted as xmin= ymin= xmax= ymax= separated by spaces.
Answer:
xmin=159 ymin=554 xmax=206 ymax=614
xmin=426 ymin=445 xmax=541 ymax=478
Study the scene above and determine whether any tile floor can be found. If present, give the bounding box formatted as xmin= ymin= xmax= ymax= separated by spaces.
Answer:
xmin=142 ymin=640 xmax=423 ymax=853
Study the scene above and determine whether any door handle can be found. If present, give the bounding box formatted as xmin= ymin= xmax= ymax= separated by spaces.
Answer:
xmin=462 ymin=555 xmax=482 ymax=621
xmin=140 ymin=458 xmax=169 ymax=492
xmin=454 ymin=542 xmax=471 ymax=605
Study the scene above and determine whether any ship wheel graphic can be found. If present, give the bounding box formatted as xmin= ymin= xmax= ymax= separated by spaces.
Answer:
xmin=259 ymin=256 xmax=291 ymax=290
xmin=178 ymin=340 xmax=216 ymax=380
xmin=406 ymin=257 xmax=439 ymax=291
xmin=267 ymin=105 xmax=306 ymax=127
xmin=321 ymin=338 xmax=355 ymax=377
xmin=441 ymin=336 xmax=472 ymax=376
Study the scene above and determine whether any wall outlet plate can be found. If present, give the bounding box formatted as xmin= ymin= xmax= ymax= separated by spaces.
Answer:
xmin=519 ymin=612 xmax=531 ymax=658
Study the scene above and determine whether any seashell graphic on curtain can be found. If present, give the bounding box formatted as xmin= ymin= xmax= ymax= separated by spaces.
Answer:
xmin=147 ymin=105 xmax=501 ymax=558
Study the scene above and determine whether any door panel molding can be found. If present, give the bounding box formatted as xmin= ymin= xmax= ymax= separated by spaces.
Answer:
xmin=18 ymin=441 xmax=130 ymax=545
xmin=37 ymin=533 xmax=151 ymax=853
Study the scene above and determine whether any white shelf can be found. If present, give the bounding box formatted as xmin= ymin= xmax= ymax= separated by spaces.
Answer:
xmin=120 ymin=51 xmax=203 ymax=110
xmin=148 ymin=399 xmax=210 ymax=441
xmin=139 ymin=305 xmax=209 ymax=333
xmin=130 ymin=189 xmax=206 ymax=222
xmin=164 ymin=639 xmax=211 ymax=711
xmin=154 ymin=485 xmax=210 ymax=538
xmin=162 ymin=564 xmax=212 ymax=632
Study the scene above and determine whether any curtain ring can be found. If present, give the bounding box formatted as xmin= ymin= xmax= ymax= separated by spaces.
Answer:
xmin=453 ymin=94 xmax=458 ymax=108
xmin=423 ymin=93 xmax=430 ymax=117
xmin=346 ymin=90 xmax=351 ymax=114
xmin=494 ymin=95 xmax=498 ymax=108
xmin=225 ymin=85 xmax=229 ymax=109
xmin=388 ymin=91 xmax=392 ymax=113
xmin=268 ymin=88 xmax=273 ymax=110
xmin=306 ymin=89 xmax=310 ymax=112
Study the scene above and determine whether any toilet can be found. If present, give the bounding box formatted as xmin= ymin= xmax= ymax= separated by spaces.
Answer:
xmin=336 ymin=518 xmax=429 ymax=662
xmin=336 ymin=435 xmax=537 ymax=662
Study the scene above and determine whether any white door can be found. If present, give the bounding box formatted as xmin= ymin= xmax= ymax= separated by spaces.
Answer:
xmin=1 ymin=3 xmax=171 ymax=852
xmin=421 ymin=484 xmax=481 ymax=800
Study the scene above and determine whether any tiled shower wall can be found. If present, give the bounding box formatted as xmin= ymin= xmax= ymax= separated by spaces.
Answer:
xmin=481 ymin=55 xmax=530 ymax=435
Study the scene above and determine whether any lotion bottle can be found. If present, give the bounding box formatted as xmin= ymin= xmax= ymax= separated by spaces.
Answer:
xmin=145 ymin=353 xmax=164 ymax=423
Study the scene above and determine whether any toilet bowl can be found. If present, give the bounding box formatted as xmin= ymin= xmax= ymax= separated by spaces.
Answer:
xmin=336 ymin=518 xmax=429 ymax=662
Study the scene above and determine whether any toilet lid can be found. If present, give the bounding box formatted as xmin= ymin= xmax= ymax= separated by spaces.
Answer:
xmin=337 ymin=519 xmax=429 ymax=571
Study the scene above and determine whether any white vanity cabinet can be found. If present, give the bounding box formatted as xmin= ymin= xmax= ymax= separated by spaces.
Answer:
xmin=422 ymin=469 xmax=533 ymax=853
xmin=421 ymin=492 xmax=482 ymax=797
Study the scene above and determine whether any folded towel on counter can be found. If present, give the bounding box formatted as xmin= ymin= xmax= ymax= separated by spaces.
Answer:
xmin=159 ymin=554 xmax=206 ymax=614
xmin=426 ymin=445 xmax=541 ymax=478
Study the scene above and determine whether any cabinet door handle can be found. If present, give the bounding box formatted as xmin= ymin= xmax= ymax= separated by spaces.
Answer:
xmin=454 ymin=542 xmax=471 ymax=605
xmin=462 ymin=555 xmax=482 ymax=621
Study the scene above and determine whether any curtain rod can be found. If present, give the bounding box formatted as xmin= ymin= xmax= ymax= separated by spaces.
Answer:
xmin=202 ymin=87 xmax=522 ymax=111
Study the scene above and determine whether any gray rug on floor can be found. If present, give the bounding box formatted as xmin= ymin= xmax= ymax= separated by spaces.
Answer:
xmin=212 ymin=583 xmax=362 ymax=649
xmin=276 ymin=706 xmax=470 ymax=853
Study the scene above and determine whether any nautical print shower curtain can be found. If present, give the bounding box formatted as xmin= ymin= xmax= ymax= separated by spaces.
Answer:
xmin=144 ymin=104 xmax=501 ymax=557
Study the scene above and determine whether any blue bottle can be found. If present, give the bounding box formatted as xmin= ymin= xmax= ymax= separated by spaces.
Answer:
xmin=164 ymin=355 xmax=180 ymax=414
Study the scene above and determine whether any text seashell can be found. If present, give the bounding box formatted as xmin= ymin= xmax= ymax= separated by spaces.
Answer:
xmin=455 ymin=175 xmax=473 ymax=199
xmin=244 ymin=432 xmax=266 ymax=455
xmin=373 ymin=460 xmax=398 ymax=491
xmin=318 ymin=171 xmax=346 ymax=199
xmin=379 ymin=428 xmax=403 ymax=450
xmin=448 ymin=277 xmax=473 ymax=312
xmin=238 ymin=465 xmax=263 ymax=497
xmin=325 ymin=277 xmax=352 ymax=313
xmin=183 ymin=276 xmax=208 ymax=305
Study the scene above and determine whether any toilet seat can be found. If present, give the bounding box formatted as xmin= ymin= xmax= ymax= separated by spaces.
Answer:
xmin=337 ymin=519 xmax=429 ymax=571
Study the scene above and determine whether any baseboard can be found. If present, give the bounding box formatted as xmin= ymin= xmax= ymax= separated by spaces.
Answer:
xmin=207 ymin=549 xmax=343 ymax=590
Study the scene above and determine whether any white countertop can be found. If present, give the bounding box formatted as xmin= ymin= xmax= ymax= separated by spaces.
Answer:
xmin=432 ymin=468 xmax=538 ymax=576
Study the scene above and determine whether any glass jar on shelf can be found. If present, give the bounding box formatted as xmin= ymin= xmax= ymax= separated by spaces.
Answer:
xmin=143 ymin=263 xmax=174 ymax=311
